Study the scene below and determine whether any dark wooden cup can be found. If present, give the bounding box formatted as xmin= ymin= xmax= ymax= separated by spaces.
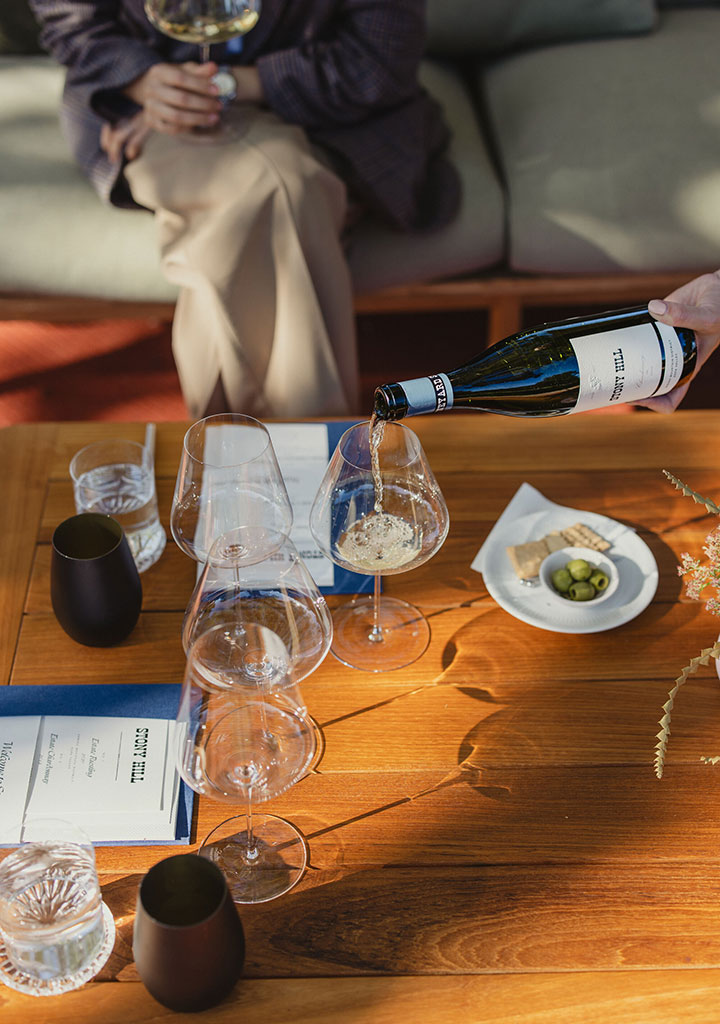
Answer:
xmin=51 ymin=513 xmax=142 ymax=646
xmin=133 ymin=853 xmax=245 ymax=1012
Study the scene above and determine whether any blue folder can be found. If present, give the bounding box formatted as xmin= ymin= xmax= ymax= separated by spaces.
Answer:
xmin=319 ymin=420 xmax=375 ymax=596
xmin=0 ymin=684 xmax=194 ymax=847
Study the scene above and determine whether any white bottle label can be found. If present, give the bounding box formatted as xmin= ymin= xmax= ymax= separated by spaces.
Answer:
xmin=399 ymin=373 xmax=454 ymax=415
xmin=571 ymin=321 xmax=684 ymax=412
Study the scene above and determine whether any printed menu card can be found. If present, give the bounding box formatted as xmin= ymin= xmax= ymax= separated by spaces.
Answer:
xmin=0 ymin=684 xmax=193 ymax=845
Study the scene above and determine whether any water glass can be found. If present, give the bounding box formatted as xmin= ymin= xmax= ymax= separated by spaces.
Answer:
xmin=70 ymin=438 xmax=166 ymax=573
xmin=0 ymin=819 xmax=115 ymax=996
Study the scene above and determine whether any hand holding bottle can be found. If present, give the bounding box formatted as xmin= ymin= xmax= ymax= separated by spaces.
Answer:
xmin=638 ymin=269 xmax=720 ymax=413
xmin=374 ymin=306 xmax=696 ymax=421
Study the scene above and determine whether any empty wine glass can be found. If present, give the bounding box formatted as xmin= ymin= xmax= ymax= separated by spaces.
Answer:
xmin=177 ymin=626 xmax=318 ymax=903
xmin=309 ymin=419 xmax=449 ymax=671
xmin=171 ymin=414 xmax=292 ymax=566
xmin=181 ymin=525 xmax=332 ymax=690
xmin=143 ymin=0 xmax=261 ymax=142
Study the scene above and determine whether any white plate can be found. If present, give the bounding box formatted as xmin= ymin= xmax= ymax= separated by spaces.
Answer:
xmin=482 ymin=509 xmax=658 ymax=634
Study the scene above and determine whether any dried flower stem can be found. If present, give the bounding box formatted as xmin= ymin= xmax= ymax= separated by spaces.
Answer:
xmin=654 ymin=639 xmax=720 ymax=778
xmin=662 ymin=470 xmax=720 ymax=516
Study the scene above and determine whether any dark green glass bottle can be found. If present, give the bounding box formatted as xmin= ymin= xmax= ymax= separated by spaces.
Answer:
xmin=373 ymin=306 xmax=697 ymax=421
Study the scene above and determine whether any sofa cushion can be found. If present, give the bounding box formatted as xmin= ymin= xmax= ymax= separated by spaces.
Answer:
xmin=0 ymin=2 xmax=42 ymax=55
xmin=0 ymin=57 xmax=177 ymax=302
xmin=482 ymin=8 xmax=720 ymax=273
xmin=426 ymin=0 xmax=656 ymax=57
xmin=348 ymin=60 xmax=504 ymax=294
xmin=0 ymin=56 xmax=500 ymax=304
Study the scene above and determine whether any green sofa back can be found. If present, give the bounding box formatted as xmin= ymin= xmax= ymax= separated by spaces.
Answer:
xmin=425 ymin=0 xmax=658 ymax=55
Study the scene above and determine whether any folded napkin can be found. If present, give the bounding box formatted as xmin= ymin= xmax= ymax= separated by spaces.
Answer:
xmin=471 ymin=482 xmax=631 ymax=577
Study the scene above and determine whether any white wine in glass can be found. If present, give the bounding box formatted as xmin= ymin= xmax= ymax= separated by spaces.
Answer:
xmin=310 ymin=419 xmax=449 ymax=672
xmin=143 ymin=0 xmax=261 ymax=139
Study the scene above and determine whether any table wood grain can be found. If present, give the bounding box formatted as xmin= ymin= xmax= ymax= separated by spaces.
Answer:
xmin=2 ymin=412 xmax=720 ymax=1022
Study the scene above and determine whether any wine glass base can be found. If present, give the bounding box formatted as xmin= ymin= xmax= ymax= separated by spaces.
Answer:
xmin=200 ymin=813 xmax=307 ymax=904
xmin=330 ymin=595 xmax=430 ymax=672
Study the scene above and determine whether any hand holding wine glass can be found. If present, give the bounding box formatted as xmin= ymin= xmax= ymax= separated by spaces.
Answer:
xmin=142 ymin=0 xmax=261 ymax=141
xmin=310 ymin=420 xmax=449 ymax=672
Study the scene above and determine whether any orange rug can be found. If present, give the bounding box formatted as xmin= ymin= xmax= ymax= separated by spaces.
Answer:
xmin=0 ymin=319 xmax=187 ymax=424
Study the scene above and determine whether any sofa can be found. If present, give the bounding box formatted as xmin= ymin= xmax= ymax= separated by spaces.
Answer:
xmin=1 ymin=0 xmax=720 ymax=340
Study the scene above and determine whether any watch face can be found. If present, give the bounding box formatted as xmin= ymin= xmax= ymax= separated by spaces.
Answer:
xmin=212 ymin=70 xmax=237 ymax=101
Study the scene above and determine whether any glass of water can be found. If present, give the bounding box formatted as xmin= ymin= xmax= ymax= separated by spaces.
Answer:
xmin=0 ymin=819 xmax=115 ymax=996
xmin=70 ymin=438 xmax=167 ymax=573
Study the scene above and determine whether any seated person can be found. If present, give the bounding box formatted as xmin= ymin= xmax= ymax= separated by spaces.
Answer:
xmin=29 ymin=0 xmax=460 ymax=419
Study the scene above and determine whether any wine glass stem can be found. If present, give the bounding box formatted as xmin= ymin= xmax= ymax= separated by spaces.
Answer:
xmin=368 ymin=573 xmax=383 ymax=644
xmin=245 ymin=790 xmax=259 ymax=862
xmin=200 ymin=43 xmax=210 ymax=64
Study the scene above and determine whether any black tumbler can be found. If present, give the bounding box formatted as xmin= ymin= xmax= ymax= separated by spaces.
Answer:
xmin=51 ymin=513 xmax=142 ymax=646
xmin=133 ymin=853 xmax=245 ymax=1012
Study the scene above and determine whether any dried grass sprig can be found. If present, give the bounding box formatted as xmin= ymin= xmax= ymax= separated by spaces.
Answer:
xmin=662 ymin=470 xmax=720 ymax=516
xmin=655 ymin=471 xmax=720 ymax=779
xmin=654 ymin=638 xmax=720 ymax=778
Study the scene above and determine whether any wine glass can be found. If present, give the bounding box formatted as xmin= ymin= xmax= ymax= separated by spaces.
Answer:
xmin=181 ymin=525 xmax=333 ymax=690
xmin=143 ymin=0 xmax=261 ymax=142
xmin=171 ymin=413 xmax=292 ymax=567
xmin=177 ymin=626 xmax=318 ymax=903
xmin=309 ymin=420 xmax=449 ymax=671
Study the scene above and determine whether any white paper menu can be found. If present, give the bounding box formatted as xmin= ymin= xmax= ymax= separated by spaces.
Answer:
xmin=266 ymin=422 xmax=334 ymax=587
xmin=199 ymin=421 xmax=335 ymax=587
xmin=0 ymin=715 xmax=184 ymax=843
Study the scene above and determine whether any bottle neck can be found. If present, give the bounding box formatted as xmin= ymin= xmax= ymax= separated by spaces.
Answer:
xmin=374 ymin=374 xmax=453 ymax=420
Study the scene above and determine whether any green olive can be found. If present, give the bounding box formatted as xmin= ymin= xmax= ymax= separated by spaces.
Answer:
xmin=589 ymin=569 xmax=609 ymax=591
xmin=568 ymin=580 xmax=595 ymax=601
xmin=551 ymin=568 xmax=573 ymax=593
xmin=566 ymin=558 xmax=592 ymax=581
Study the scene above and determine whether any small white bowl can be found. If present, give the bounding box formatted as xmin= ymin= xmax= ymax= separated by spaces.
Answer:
xmin=539 ymin=546 xmax=619 ymax=606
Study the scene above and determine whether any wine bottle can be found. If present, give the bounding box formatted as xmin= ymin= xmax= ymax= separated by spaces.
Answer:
xmin=373 ymin=306 xmax=696 ymax=420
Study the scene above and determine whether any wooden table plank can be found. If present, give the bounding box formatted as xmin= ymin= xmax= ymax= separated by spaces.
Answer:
xmin=5 ymin=969 xmax=720 ymax=1024
xmin=79 ymin=862 xmax=720 ymax=976
xmin=11 ymin=600 xmax=716 ymax=690
xmin=0 ymin=424 xmax=57 ymax=685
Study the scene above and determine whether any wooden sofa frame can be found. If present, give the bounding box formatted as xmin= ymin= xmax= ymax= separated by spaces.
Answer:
xmin=0 ymin=271 xmax=694 ymax=345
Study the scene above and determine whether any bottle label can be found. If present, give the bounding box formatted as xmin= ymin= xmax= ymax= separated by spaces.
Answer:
xmin=398 ymin=373 xmax=454 ymax=415
xmin=571 ymin=321 xmax=685 ymax=412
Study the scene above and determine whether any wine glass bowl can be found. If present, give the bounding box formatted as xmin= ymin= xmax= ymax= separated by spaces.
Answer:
xmin=181 ymin=526 xmax=332 ymax=688
xmin=170 ymin=414 xmax=292 ymax=565
xmin=144 ymin=0 xmax=260 ymax=56
xmin=310 ymin=420 xmax=449 ymax=672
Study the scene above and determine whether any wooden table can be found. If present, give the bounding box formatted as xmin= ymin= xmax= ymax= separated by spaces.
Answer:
xmin=3 ymin=412 xmax=720 ymax=1023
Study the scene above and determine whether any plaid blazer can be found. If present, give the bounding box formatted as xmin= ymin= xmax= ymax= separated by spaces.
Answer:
xmin=29 ymin=0 xmax=460 ymax=229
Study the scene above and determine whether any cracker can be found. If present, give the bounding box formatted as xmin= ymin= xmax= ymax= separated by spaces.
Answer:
xmin=506 ymin=540 xmax=549 ymax=579
xmin=560 ymin=522 xmax=610 ymax=551
xmin=543 ymin=531 xmax=567 ymax=553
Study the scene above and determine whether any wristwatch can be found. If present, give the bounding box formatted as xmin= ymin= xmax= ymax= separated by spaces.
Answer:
xmin=211 ymin=66 xmax=238 ymax=106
